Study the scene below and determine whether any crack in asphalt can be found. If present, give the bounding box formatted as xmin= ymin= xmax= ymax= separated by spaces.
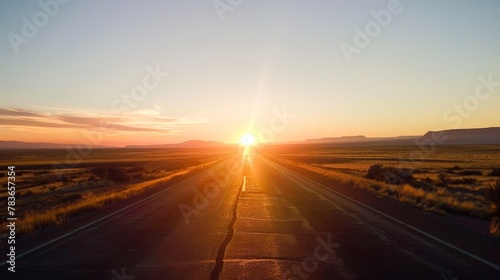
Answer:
xmin=209 ymin=176 xmax=243 ymax=280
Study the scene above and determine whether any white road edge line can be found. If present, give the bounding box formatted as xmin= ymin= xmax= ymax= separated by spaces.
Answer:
xmin=263 ymin=156 xmax=500 ymax=271
xmin=242 ymin=176 xmax=247 ymax=192
xmin=0 ymin=157 xmax=232 ymax=267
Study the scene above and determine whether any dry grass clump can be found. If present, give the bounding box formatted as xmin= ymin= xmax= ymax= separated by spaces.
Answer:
xmin=486 ymin=180 xmax=500 ymax=216
xmin=400 ymin=184 xmax=426 ymax=199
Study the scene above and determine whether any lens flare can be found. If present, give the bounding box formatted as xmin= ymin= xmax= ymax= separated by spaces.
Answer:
xmin=240 ymin=133 xmax=256 ymax=146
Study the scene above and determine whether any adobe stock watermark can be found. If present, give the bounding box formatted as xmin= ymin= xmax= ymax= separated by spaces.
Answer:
xmin=443 ymin=73 xmax=499 ymax=129
xmin=178 ymin=157 xmax=240 ymax=224
xmin=282 ymin=233 xmax=352 ymax=280
xmin=384 ymin=73 xmax=499 ymax=185
xmin=51 ymin=65 xmax=169 ymax=178
xmin=255 ymin=107 xmax=295 ymax=145
xmin=339 ymin=0 xmax=405 ymax=63
xmin=213 ymin=0 xmax=243 ymax=21
xmin=110 ymin=65 xmax=169 ymax=116
xmin=7 ymin=0 xmax=71 ymax=54
xmin=179 ymin=106 xmax=295 ymax=224
xmin=110 ymin=267 xmax=135 ymax=280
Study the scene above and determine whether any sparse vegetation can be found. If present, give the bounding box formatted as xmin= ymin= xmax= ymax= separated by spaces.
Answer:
xmin=266 ymin=145 xmax=500 ymax=219
xmin=16 ymin=168 xmax=194 ymax=234
xmin=489 ymin=168 xmax=500 ymax=177
xmin=422 ymin=177 xmax=434 ymax=184
xmin=450 ymin=177 xmax=477 ymax=185
xmin=366 ymin=164 xmax=414 ymax=185
xmin=457 ymin=170 xmax=483 ymax=176
xmin=449 ymin=165 xmax=462 ymax=171
xmin=486 ymin=180 xmax=500 ymax=216
xmin=90 ymin=166 xmax=130 ymax=182
xmin=437 ymin=173 xmax=450 ymax=187
xmin=0 ymin=148 xmax=231 ymax=236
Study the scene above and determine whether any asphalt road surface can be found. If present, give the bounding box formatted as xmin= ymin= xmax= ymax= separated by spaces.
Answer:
xmin=1 ymin=153 xmax=499 ymax=279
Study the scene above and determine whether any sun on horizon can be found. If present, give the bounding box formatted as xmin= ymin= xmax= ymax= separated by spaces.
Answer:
xmin=239 ymin=133 xmax=256 ymax=147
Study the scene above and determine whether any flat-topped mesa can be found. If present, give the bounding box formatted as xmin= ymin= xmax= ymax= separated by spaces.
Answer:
xmin=421 ymin=127 xmax=500 ymax=145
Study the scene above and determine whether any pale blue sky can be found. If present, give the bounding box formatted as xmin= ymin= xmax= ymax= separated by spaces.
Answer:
xmin=1 ymin=0 xmax=499 ymax=145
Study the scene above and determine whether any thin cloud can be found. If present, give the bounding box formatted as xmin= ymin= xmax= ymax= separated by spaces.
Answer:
xmin=0 ymin=107 xmax=209 ymax=134
xmin=0 ymin=118 xmax=87 ymax=129
xmin=0 ymin=108 xmax=45 ymax=117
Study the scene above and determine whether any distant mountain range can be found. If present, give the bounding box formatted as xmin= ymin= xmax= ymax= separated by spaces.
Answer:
xmin=420 ymin=127 xmax=500 ymax=145
xmin=303 ymin=127 xmax=500 ymax=146
xmin=304 ymin=135 xmax=419 ymax=145
xmin=0 ymin=140 xmax=112 ymax=149
xmin=1 ymin=127 xmax=499 ymax=149
xmin=0 ymin=140 xmax=224 ymax=149
xmin=125 ymin=140 xmax=225 ymax=149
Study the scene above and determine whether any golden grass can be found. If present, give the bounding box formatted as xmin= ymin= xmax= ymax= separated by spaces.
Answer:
xmin=272 ymin=156 xmax=493 ymax=218
xmin=400 ymin=184 xmax=426 ymax=199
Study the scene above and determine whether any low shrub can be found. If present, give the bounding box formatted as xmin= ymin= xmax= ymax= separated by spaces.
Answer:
xmin=457 ymin=170 xmax=483 ymax=176
xmin=488 ymin=168 xmax=500 ymax=177
xmin=450 ymin=177 xmax=477 ymax=185
xmin=486 ymin=180 xmax=500 ymax=216
xmin=438 ymin=173 xmax=450 ymax=187
xmin=366 ymin=164 xmax=414 ymax=185
xmin=90 ymin=166 xmax=130 ymax=183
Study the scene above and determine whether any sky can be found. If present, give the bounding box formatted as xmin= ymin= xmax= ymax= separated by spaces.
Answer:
xmin=1 ymin=0 xmax=499 ymax=146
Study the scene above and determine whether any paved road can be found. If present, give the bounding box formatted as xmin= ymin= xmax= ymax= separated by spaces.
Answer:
xmin=1 ymin=153 xmax=499 ymax=279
